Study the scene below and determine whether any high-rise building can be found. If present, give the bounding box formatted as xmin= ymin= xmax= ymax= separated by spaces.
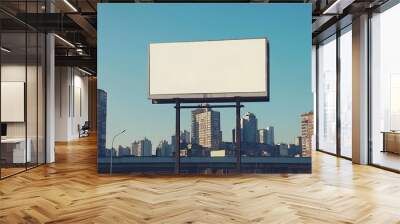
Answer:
xmin=157 ymin=140 xmax=172 ymax=157
xmin=191 ymin=106 xmax=221 ymax=149
xmin=131 ymin=141 xmax=140 ymax=156
xmin=258 ymin=129 xmax=267 ymax=144
xmin=131 ymin=138 xmax=152 ymax=156
xmin=118 ymin=145 xmax=131 ymax=157
xmin=278 ymin=143 xmax=289 ymax=157
xmin=171 ymin=130 xmax=190 ymax=153
xmin=191 ymin=108 xmax=206 ymax=144
xmin=241 ymin=112 xmax=258 ymax=144
xmin=171 ymin=135 xmax=176 ymax=153
xmin=295 ymin=136 xmax=302 ymax=146
xmin=232 ymin=128 xmax=236 ymax=144
xmin=265 ymin=126 xmax=275 ymax=145
xmin=140 ymin=138 xmax=152 ymax=157
xmin=301 ymin=112 xmax=314 ymax=157
xmin=97 ymin=89 xmax=107 ymax=157
xmin=181 ymin=130 xmax=190 ymax=144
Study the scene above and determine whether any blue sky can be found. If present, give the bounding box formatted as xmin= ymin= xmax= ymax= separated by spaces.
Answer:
xmin=98 ymin=4 xmax=312 ymax=150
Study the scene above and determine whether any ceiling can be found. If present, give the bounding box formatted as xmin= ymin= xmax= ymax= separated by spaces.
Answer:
xmin=0 ymin=0 xmax=389 ymax=75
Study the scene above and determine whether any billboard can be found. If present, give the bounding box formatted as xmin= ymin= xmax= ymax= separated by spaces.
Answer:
xmin=148 ymin=38 xmax=269 ymax=103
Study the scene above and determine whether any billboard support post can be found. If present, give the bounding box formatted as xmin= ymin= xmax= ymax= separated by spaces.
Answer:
xmin=175 ymin=100 xmax=180 ymax=174
xmin=236 ymin=100 xmax=241 ymax=173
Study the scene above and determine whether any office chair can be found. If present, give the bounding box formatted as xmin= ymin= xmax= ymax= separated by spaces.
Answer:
xmin=79 ymin=121 xmax=90 ymax=138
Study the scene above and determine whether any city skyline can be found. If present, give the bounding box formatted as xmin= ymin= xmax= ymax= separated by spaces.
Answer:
xmin=110 ymin=109 xmax=307 ymax=156
xmin=98 ymin=4 xmax=312 ymax=149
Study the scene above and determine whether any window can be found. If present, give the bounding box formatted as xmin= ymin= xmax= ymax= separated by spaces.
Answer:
xmin=370 ymin=3 xmax=400 ymax=171
xmin=317 ymin=35 xmax=337 ymax=154
xmin=339 ymin=26 xmax=352 ymax=158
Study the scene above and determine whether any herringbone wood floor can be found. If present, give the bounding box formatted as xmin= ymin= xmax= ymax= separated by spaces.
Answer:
xmin=1 ymin=135 xmax=400 ymax=224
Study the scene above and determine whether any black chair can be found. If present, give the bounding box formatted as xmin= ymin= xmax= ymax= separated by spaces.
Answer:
xmin=79 ymin=121 xmax=90 ymax=138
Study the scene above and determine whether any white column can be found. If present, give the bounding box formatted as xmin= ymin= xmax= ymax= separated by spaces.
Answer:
xmin=46 ymin=33 xmax=55 ymax=163
xmin=352 ymin=14 xmax=369 ymax=164
xmin=45 ymin=0 xmax=55 ymax=163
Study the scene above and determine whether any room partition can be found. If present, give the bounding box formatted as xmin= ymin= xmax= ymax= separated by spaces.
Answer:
xmin=0 ymin=1 xmax=46 ymax=179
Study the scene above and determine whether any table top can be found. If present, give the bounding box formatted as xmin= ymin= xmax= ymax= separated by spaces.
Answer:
xmin=381 ymin=131 xmax=400 ymax=134
xmin=1 ymin=138 xmax=28 ymax=143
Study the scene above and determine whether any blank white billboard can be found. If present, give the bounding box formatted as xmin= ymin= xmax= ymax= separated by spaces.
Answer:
xmin=149 ymin=38 xmax=269 ymax=103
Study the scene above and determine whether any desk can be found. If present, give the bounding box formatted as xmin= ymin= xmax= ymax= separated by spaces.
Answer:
xmin=382 ymin=131 xmax=400 ymax=154
xmin=1 ymin=138 xmax=31 ymax=164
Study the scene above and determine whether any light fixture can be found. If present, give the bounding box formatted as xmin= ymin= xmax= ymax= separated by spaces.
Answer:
xmin=78 ymin=67 xmax=93 ymax=76
xmin=63 ymin=0 xmax=78 ymax=12
xmin=76 ymin=49 xmax=84 ymax=55
xmin=322 ymin=0 xmax=354 ymax=15
xmin=54 ymin=34 xmax=75 ymax=48
xmin=1 ymin=47 xmax=11 ymax=53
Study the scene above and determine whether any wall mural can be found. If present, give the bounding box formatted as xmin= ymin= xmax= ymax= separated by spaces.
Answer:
xmin=97 ymin=3 xmax=312 ymax=174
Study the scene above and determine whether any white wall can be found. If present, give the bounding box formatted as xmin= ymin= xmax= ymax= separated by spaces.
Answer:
xmin=1 ymin=65 xmax=39 ymax=138
xmin=55 ymin=67 xmax=89 ymax=141
xmin=1 ymin=63 xmax=46 ymax=163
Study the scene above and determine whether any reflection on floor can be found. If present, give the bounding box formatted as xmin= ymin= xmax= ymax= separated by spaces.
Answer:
xmin=0 ymin=135 xmax=400 ymax=223
xmin=373 ymin=150 xmax=400 ymax=171
xmin=0 ymin=167 xmax=25 ymax=178
xmin=1 ymin=163 xmax=44 ymax=179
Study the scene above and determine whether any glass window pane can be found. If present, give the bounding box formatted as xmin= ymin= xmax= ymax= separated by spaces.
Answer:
xmin=318 ymin=35 xmax=337 ymax=154
xmin=27 ymin=31 xmax=38 ymax=168
xmin=340 ymin=27 xmax=352 ymax=158
xmin=1 ymin=31 xmax=27 ymax=177
xmin=371 ymin=4 xmax=400 ymax=171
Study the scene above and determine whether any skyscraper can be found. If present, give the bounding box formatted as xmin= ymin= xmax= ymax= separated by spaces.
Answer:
xmin=171 ymin=130 xmax=190 ymax=153
xmin=171 ymin=135 xmax=176 ymax=153
xmin=118 ymin=145 xmax=131 ymax=157
xmin=265 ymin=126 xmax=275 ymax=145
xmin=257 ymin=129 xmax=267 ymax=144
xmin=191 ymin=108 xmax=205 ymax=144
xmin=131 ymin=138 xmax=152 ymax=156
xmin=181 ymin=130 xmax=190 ymax=144
xmin=241 ymin=112 xmax=258 ymax=144
xmin=278 ymin=143 xmax=289 ymax=157
xmin=191 ymin=106 xmax=221 ymax=149
xmin=157 ymin=140 xmax=172 ymax=157
xmin=232 ymin=128 xmax=236 ymax=144
xmin=301 ymin=112 xmax=314 ymax=157
xmin=140 ymin=138 xmax=152 ymax=157
xmin=97 ymin=89 xmax=107 ymax=157
xmin=131 ymin=141 xmax=140 ymax=156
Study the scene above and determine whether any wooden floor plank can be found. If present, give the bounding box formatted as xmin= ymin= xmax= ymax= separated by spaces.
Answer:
xmin=0 ymin=135 xmax=400 ymax=224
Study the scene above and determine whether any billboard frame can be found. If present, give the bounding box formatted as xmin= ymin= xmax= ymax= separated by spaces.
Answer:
xmin=148 ymin=37 xmax=270 ymax=104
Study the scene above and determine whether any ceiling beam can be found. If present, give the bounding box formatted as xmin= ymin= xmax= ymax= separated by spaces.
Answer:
xmin=55 ymin=55 xmax=96 ymax=73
